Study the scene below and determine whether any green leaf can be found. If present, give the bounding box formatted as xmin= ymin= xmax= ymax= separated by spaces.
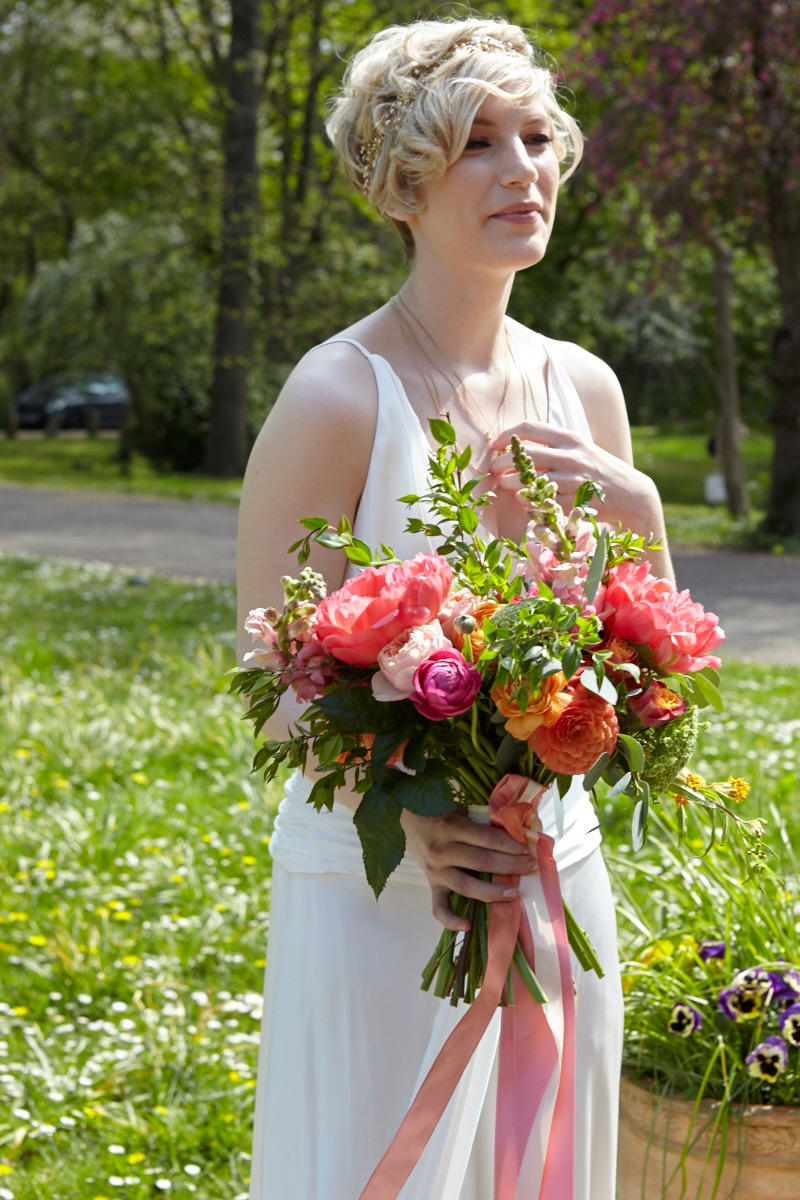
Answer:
xmin=299 ymin=516 xmax=329 ymax=531
xmin=458 ymin=507 xmax=479 ymax=534
xmin=353 ymin=786 xmax=406 ymax=898
xmin=317 ymin=531 xmax=346 ymax=550
xmin=631 ymin=792 xmax=648 ymax=852
xmin=455 ymin=445 xmax=473 ymax=470
xmin=309 ymin=775 xmax=336 ymax=812
xmin=402 ymin=737 xmax=428 ymax=774
xmin=368 ymin=730 xmax=408 ymax=783
xmin=617 ymin=733 xmax=646 ymax=772
xmin=584 ymin=528 xmax=609 ymax=603
xmin=560 ymin=644 xmax=581 ymax=679
xmin=580 ymin=669 xmax=618 ymax=705
xmin=606 ymin=771 xmax=632 ymax=800
xmin=336 ymin=514 xmax=353 ymax=535
xmin=429 ymin=418 xmax=457 ymax=446
xmin=691 ymin=670 xmax=724 ymax=712
xmin=393 ymin=770 xmax=458 ymax=817
xmin=344 ymin=540 xmax=373 ymax=566
xmin=496 ymin=732 xmax=522 ymax=774
xmin=396 ymin=494 xmax=420 ymax=505
xmin=316 ymin=688 xmax=407 ymax=733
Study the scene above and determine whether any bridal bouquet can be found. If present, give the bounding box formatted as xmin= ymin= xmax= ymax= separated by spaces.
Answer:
xmin=232 ymin=420 xmax=762 ymax=1005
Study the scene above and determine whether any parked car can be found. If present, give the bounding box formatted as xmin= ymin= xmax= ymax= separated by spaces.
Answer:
xmin=10 ymin=373 xmax=130 ymax=431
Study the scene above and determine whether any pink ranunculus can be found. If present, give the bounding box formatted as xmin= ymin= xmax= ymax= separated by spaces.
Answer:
xmin=602 ymin=561 xmax=724 ymax=674
xmin=628 ymin=680 xmax=687 ymax=727
xmin=314 ymin=553 xmax=453 ymax=667
xmin=372 ymin=620 xmax=452 ymax=701
xmin=281 ymin=637 xmax=338 ymax=701
xmin=409 ymin=648 xmax=482 ymax=721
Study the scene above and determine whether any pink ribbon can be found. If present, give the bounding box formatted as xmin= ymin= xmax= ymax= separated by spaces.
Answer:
xmin=358 ymin=774 xmax=576 ymax=1200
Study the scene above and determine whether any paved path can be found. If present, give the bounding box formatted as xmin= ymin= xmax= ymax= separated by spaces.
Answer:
xmin=1 ymin=483 xmax=799 ymax=665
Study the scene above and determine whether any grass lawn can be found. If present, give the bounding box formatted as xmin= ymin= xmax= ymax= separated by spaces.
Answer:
xmin=0 ymin=427 xmax=785 ymax=552
xmin=0 ymin=435 xmax=240 ymax=504
xmin=1 ymin=553 xmax=798 ymax=1197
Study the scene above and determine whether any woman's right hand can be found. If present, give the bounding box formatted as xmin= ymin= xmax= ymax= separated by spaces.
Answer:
xmin=399 ymin=808 xmax=539 ymax=931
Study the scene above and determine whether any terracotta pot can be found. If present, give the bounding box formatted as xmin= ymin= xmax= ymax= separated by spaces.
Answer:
xmin=617 ymin=1073 xmax=800 ymax=1199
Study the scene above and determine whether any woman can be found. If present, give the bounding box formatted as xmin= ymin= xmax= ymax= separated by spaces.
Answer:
xmin=238 ymin=17 xmax=674 ymax=1199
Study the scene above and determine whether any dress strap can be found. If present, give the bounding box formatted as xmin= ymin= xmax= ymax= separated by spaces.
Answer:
xmin=321 ymin=336 xmax=374 ymax=361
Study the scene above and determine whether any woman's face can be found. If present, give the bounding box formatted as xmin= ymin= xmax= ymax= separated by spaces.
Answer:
xmin=406 ymin=91 xmax=561 ymax=274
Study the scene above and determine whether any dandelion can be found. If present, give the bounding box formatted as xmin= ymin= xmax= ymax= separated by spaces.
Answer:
xmin=668 ymin=1001 xmax=702 ymax=1037
xmin=127 ymin=1153 xmax=145 ymax=1164
xmin=746 ymin=1035 xmax=788 ymax=1080
xmin=27 ymin=935 xmax=46 ymax=947
xmin=0 ymin=1167 xmax=13 ymax=1177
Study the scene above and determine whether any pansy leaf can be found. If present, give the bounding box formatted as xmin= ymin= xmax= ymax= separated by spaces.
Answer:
xmin=354 ymin=785 xmax=406 ymax=899
xmin=618 ymin=733 xmax=646 ymax=773
xmin=584 ymin=528 xmax=609 ymax=603
xmin=402 ymin=736 xmax=428 ymax=774
xmin=496 ymin=732 xmax=522 ymax=774
xmin=317 ymin=688 xmax=410 ymax=733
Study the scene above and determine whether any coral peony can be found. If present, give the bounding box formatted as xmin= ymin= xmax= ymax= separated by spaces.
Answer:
xmin=410 ymin=648 xmax=482 ymax=721
xmin=491 ymin=672 xmax=570 ymax=739
xmin=372 ymin=620 xmax=451 ymax=701
xmin=602 ymin=561 xmax=724 ymax=674
xmin=528 ymin=685 xmax=619 ymax=774
xmin=314 ymin=553 xmax=452 ymax=666
xmin=628 ymin=680 xmax=686 ymax=727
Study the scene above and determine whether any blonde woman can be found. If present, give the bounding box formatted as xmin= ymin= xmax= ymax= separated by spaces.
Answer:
xmin=238 ymin=17 xmax=673 ymax=1199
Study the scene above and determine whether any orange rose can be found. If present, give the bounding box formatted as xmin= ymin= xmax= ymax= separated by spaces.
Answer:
xmin=491 ymin=671 xmax=569 ymax=740
xmin=528 ymin=686 xmax=618 ymax=775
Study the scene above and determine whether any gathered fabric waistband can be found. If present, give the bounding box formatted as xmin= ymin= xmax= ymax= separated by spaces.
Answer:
xmin=269 ymin=772 xmax=601 ymax=881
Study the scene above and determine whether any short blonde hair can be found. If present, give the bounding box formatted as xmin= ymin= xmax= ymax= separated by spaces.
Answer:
xmin=326 ymin=18 xmax=584 ymax=256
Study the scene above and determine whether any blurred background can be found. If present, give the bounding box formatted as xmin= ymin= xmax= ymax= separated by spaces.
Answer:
xmin=1 ymin=0 xmax=798 ymax=546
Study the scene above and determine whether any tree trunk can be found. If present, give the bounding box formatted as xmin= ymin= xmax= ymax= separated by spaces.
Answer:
xmin=709 ymin=233 xmax=749 ymax=518
xmin=206 ymin=0 xmax=262 ymax=478
xmin=763 ymin=183 xmax=800 ymax=537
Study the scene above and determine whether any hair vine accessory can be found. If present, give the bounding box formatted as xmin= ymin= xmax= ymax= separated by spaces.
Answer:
xmin=356 ymin=33 xmax=528 ymax=193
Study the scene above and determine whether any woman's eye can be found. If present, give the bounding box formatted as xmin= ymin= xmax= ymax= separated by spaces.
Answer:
xmin=464 ymin=138 xmax=490 ymax=150
xmin=526 ymin=133 xmax=552 ymax=146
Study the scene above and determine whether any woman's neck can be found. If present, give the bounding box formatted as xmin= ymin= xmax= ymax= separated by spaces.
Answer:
xmin=398 ymin=260 xmax=515 ymax=373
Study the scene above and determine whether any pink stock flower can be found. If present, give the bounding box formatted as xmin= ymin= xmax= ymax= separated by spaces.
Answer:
xmin=281 ymin=637 xmax=337 ymax=701
xmin=314 ymin=554 xmax=453 ymax=667
xmin=409 ymin=648 xmax=482 ymax=721
xmin=628 ymin=680 xmax=687 ymax=727
xmin=524 ymin=518 xmax=605 ymax=613
xmin=372 ymin=620 xmax=452 ymax=701
xmin=602 ymin=561 xmax=724 ymax=674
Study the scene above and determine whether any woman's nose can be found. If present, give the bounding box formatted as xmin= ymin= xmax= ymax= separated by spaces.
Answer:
xmin=499 ymin=138 xmax=538 ymax=186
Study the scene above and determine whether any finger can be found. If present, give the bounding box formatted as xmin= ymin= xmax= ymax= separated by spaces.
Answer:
xmin=431 ymin=886 xmax=471 ymax=932
xmin=437 ymin=868 xmax=523 ymax=905
xmin=447 ymin=821 xmax=533 ymax=857
xmin=491 ymin=423 xmax=584 ymax=452
xmin=435 ymin=844 xmax=539 ymax=876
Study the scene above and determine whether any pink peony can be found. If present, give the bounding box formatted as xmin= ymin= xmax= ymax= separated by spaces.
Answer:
xmin=628 ymin=680 xmax=687 ymax=727
xmin=281 ymin=637 xmax=338 ymax=701
xmin=372 ymin=620 xmax=452 ymax=701
xmin=409 ymin=648 xmax=482 ymax=721
xmin=314 ymin=554 xmax=453 ymax=667
xmin=602 ymin=561 xmax=724 ymax=674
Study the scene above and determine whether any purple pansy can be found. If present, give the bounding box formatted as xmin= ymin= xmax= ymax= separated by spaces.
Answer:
xmin=698 ymin=940 xmax=726 ymax=962
xmin=779 ymin=1003 xmax=800 ymax=1047
xmin=668 ymin=1001 xmax=703 ymax=1037
xmin=769 ymin=969 xmax=800 ymax=1011
xmin=745 ymin=1035 xmax=789 ymax=1081
xmin=718 ymin=967 xmax=773 ymax=1022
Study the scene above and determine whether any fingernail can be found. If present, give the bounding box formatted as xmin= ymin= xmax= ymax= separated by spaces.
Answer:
xmin=502 ymin=887 xmax=519 ymax=898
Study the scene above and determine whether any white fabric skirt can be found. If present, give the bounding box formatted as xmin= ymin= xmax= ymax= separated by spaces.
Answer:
xmin=249 ymin=786 xmax=623 ymax=1200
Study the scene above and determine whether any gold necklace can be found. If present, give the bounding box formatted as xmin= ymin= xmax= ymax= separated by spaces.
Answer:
xmin=391 ymin=294 xmax=517 ymax=444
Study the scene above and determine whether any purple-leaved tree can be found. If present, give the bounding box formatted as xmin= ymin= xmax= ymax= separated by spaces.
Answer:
xmin=570 ymin=0 xmax=800 ymax=533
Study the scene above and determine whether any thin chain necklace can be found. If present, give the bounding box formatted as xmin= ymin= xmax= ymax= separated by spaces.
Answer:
xmin=391 ymin=294 xmax=544 ymax=444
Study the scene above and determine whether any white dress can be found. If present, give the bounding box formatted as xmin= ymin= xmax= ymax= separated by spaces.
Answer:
xmin=248 ymin=338 xmax=623 ymax=1200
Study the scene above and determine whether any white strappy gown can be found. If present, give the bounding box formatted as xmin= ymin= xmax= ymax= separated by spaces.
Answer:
xmin=248 ymin=338 xmax=623 ymax=1200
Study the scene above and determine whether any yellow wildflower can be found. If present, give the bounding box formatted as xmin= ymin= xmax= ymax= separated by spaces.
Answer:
xmin=685 ymin=771 xmax=705 ymax=789
xmin=725 ymin=776 xmax=750 ymax=804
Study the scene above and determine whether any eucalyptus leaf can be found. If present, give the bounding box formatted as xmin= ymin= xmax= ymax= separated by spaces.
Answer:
xmin=606 ymin=771 xmax=632 ymax=800
xmin=584 ymin=528 xmax=609 ymax=603
xmin=692 ymin=671 xmax=724 ymax=712
xmin=583 ymin=752 xmax=611 ymax=791
xmin=617 ymin=733 xmax=646 ymax=773
xmin=631 ymin=795 xmax=648 ymax=852
xmin=580 ymin=670 xmax=618 ymax=705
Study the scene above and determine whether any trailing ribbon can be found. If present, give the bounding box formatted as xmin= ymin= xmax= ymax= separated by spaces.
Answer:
xmin=358 ymin=774 xmax=576 ymax=1200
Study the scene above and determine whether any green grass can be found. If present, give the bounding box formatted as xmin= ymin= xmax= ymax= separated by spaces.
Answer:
xmin=0 ymin=555 xmax=274 ymax=1199
xmin=1 ymin=552 xmax=797 ymax=1196
xmin=0 ymin=435 xmax=241 ymax=504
